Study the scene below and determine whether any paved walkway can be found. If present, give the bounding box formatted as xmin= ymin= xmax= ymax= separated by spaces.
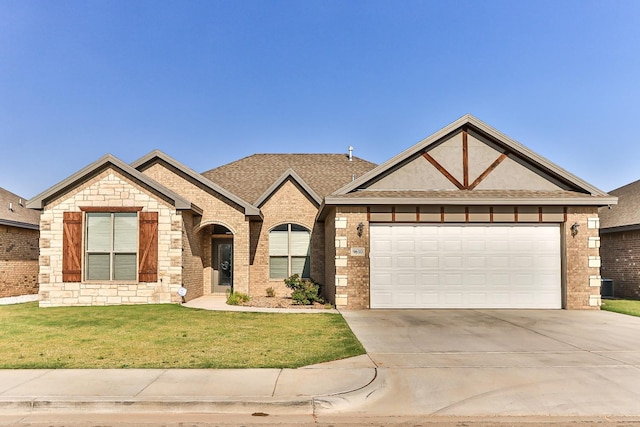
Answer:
xmin=0 ymin=296 xmax=376 ymax=416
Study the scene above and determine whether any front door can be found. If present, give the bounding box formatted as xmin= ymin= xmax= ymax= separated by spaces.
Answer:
xmin=212 ymin=239 xmax=233 ymax=293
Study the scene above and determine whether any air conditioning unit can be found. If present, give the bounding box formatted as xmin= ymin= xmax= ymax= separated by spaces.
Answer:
xmin=600 ymin=279 xmax=614 ymax=298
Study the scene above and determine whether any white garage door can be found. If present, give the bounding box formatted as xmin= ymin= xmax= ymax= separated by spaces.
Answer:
xmin=370 ymin=224 xmax=561 ymax=309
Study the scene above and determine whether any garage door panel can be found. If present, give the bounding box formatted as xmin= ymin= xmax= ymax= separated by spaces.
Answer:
xmin=465 ymin=240 xmax=487 ymax=251
xmin=444 ymin=273 xmax=463 ymax=286
xmin=443 ymin=240 xmax=462 ymax=251
xmin=397 ymin=256 xmax=416 ymax=268
xmin=465 ymin=256 xmax=486 ymax=268
xmin=397 ymin=240 xmax=415 ymax=252
xmin=370 ymin=224 xmax=561 ymax=309
xmin=420 ymin=256 xmax=439 ymax=268
xmin=467 ymin=273 xmax=487 ymax=285
xmin=397 ymin=273 xmax=416 ymax=286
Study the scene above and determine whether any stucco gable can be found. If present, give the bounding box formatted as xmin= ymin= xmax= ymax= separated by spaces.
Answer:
xmin=334 ymin=114 xmax=613 ymax=202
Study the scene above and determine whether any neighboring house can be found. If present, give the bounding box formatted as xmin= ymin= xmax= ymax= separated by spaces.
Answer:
xmin=27 ymin=115 xmax=615 ymax=309
xmin=599 ymin=180 xmax=640 ymax=299
xmin=0 ymin=187 xmax=40 ymax=302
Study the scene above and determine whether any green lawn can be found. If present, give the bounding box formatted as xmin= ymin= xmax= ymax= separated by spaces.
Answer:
xmin=0 ymin=302 xmax=365 ymax=369
xmin=601 ymin=299 xmax=640 ymax=317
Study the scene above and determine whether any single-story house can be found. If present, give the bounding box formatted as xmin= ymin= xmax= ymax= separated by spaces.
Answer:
xmin=599 ymin=179 xmax=640 ymax=299
xmin=0 ymin=187 xmax=40 ymax=302
xmin=27 ymin=115 xmax=615 ymax=309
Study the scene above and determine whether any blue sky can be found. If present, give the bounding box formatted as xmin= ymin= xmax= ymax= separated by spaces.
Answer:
xmin=1 ymin=0 xmax=639 ymax=198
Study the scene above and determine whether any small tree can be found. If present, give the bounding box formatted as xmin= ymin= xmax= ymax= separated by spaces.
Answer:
xmin=284 ymin=274 xmax=323 ymax=305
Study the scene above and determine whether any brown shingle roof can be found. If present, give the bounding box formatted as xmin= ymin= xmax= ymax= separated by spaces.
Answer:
xmin=599 ymin=179 xmax=640 ymax=230
xmin=0 ymin=187 xmax=40 ymax=229
xmin=201 ymin=154 xmax=377 ymax=204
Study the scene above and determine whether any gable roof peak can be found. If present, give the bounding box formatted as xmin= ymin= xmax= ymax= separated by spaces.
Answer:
xmin=131 ymin=150 xmax=261 ymax=217
xmin=27 ymin=153 xmax=193 ymax=211
xmin=333 ymin=115 xmax=611 ymax=199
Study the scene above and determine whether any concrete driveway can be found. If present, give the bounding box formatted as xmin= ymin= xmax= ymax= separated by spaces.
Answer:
xmin=335 ymin=309 xmax=640 ymax=417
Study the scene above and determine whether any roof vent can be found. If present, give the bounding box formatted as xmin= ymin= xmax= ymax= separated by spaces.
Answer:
xmin=348 ymin=146 xmax=353 ymax=162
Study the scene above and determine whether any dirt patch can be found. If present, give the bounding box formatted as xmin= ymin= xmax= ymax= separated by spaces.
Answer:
xmin=240 ymin=296 xmax=330 ymax=310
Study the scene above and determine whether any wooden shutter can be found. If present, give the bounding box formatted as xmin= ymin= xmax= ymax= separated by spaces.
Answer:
xmin=138 ymin=212 xmax=158 ymax=282
xmin=62 ymin=212 xmax=83 ymax=282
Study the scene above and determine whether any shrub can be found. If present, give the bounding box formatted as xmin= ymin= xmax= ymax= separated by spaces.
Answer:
xmin=284 ymin=274 xmax=323 ymax=305
xmin=266 ymin=287 xmax=276 ymax=298
xmin=226 ymin=292 xmax=250 ymax=306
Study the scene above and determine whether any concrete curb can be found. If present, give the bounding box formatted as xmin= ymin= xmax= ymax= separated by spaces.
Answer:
xmin=313 ymin=367 xmax=383 ymax=414
xmin=0 ymin=398 xmax=314 ymax=415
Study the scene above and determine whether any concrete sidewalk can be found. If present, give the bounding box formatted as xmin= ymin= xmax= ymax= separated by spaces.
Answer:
xmin=0 ymin=297 xmax=375 ymax=415
xmin=0 ymin=356 xmax=376 ymax=415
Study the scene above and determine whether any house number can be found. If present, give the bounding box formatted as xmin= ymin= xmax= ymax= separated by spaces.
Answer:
xmin=350 ymin=247 xmax=365 ymax=256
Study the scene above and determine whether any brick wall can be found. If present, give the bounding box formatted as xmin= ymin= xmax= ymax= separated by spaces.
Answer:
xmin=334 ymin=207 xmax=369 ymax=309
xmin=250 ymin=179 xmax=321 ymax=298
xmin=141 ymin=162 xmax=250 ymax=294
xmin=564 ymin=206 xmax=602 ymax=309
xmin=0 ymin=225 xmax=39 ymax=298
xmin=181 ymin=211 xmax=204 ymax=301
xmin=38 ymin=168 xmax=182 ymax=307
xmin=600 ymin=229 xmax=640 ymax=299
xmin=323 ymin=207 xmax=336 ymax=305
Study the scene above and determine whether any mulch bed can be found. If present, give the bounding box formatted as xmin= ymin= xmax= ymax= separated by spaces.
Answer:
xmin=240 ymin=296 xmax=329 ymax=310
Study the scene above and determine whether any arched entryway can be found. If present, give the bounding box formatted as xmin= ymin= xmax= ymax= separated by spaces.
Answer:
xmin=211 ymin=224 xmax=233 ymax=294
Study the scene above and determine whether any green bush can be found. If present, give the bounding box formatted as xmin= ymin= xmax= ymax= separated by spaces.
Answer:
xmin=284 ymin=274 xmax=323 ymax=305
xmin=226 ymin=292 xmax=250 ymax=305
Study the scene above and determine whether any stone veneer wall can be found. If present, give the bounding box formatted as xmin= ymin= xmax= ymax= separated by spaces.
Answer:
xmin=250 ymin=180 xmax=323 ymax=298
xmin=140 ymin=163 xmax=250 ymax=295
xmin=564 ymin=206 xmax=602 ymax=309
xmin=38 ymin=168 xmax=182 ymax=307
xmin=600 ymin=229 xmax=640 ymax=300
xmin=0 ymin=225 xmax=39 ymax=298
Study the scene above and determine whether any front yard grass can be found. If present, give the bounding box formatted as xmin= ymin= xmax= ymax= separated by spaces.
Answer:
xmin=601 ymin=299 xmax=640 ymax=317
xmin=0 ymin=302 xmax=365 ymax=369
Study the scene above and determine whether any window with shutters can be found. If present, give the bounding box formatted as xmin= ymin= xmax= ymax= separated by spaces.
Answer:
xmin=85 ymin=212 xmax=138 ymax=280
xmin=269 ymin=223 xmax=310 ymax=279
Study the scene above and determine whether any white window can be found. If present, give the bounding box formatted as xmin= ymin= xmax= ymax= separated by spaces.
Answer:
xmin=85 ymin=212 xmax=138 ymax=280
xmin=269 ymin=224 xmax=310 ymax=279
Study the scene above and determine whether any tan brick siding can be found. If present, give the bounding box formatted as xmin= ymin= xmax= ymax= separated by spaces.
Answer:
xmin=250 ymin=180 xmax=322 ymax=298
xmin=564 ymin=207 xmax=601 ymax=309
xmin=141 ymin=163 xmax=250 ymax=294
xmin=335 ymin=207 xmax=369 ymax=309
xmin=600 ymin=229 xmax=640 ymax=299
xmin=38 ymin=168 xmax=182 ymax=307
xmin=323 ymin=207 xmax=336 ymax=305
xmin=181 ymin=211 xmax=204 ymax=301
